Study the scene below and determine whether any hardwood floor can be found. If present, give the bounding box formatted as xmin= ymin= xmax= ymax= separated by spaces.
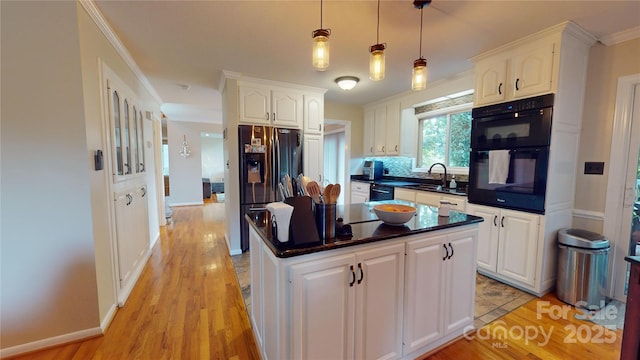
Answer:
xmin=10 ymin=201 xmax=623 ymax=359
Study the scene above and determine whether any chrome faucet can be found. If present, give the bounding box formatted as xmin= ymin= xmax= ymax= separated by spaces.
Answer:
xmin=428 ymin=162 xmax=448 ymax=189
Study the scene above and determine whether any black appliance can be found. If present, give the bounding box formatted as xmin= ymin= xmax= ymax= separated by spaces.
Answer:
xmin=239 ymin=125 xmax=302 ymax=251
xmin=370 ymin=183 xmax=394 ymax=201
xmin=468 ymin=94 xmax=554 ymax=214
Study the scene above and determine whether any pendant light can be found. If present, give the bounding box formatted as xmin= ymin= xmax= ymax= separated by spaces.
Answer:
xmin=412 ymin=0 xmax=431 ymax=91
xmin=369 ymin=0 xmax=386 ymax=81
xmin=312 ymin=0 xmax=330 ymax=71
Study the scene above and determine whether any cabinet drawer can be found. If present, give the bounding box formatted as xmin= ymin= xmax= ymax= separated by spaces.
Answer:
xmin=415 ymin=192 xmax=441 ymax=207
xmin=351 ymin=182 xmax=371 ymax=192
xmin=442 ymin=195 xmax=466 ymax=212
xmin=394 ymin=188 xmax=416 ymax=202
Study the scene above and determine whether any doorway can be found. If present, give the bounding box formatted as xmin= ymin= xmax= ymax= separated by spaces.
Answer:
xmin=605 ymin=74 xmax=640 ymax=301
xmin=324 ymin=120 xmax=350 ymax=205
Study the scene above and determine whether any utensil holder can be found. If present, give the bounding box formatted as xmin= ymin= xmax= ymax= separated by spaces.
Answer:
xmin=315 ymin=203 xmax=336 ymax=239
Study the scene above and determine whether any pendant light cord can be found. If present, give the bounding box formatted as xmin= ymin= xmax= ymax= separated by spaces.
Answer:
xmin=320 ymin=0 xmax=323 ymax=28
xmin=376 ymin=0 xmax=380 ymax=43
xmin=419 ymin=5 xmax=423 ymax=58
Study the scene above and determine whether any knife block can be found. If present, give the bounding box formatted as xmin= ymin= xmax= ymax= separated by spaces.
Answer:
xmin=284 ymin=196 xmax=321 ymax=247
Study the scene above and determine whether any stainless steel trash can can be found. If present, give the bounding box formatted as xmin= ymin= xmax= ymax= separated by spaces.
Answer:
xmin=556 ymin=229 xmax=609 ymax=309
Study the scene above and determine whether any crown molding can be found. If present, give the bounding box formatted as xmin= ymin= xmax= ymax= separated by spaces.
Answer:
xmin=79 ymin=0 xmax=163 ymax=104
xmin=599 ymin=26 xmax=640 ymax=46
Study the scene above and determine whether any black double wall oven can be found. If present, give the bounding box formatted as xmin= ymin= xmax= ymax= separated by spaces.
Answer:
xmin=468 ymin=94 xmax=554 ymax=214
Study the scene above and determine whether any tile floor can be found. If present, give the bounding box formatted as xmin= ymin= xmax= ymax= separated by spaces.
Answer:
xmin=231 ymin=251 xmax=536 ymax=327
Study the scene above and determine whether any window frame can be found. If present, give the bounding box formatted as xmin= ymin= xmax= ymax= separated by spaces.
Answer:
xmin=413 ymin=102 xmax=473 ymax=176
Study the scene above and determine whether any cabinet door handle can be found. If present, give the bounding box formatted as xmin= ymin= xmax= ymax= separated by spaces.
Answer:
xmin=382 ymin=146 xmax=385 ymax=152
xmin=515 ymin=78 xmax=520 ymax=91
xmin=319 ymin=124 xmax=322 ymax=131
xmin=357 ymin=263 xmax=364 ymax=284
xmin=265 ymin=112 xmax=269 ymax=120
xmin=395 ymin=145 xmax=398 ymax=152
xmin=126 ymin=193 xmax=133 ymax=206
xmin=139 ymin=163 xmax=145 ymax=172
xmin=272 ymin=113 xmax=276 ymax=121
xmin=498 ymin=82 xmax=503 ymax=95
xmin=370 ymin=146 xmax=373 ymax=153
xmin=349 ymin=265 xmax=356 ymax=287
xmin=448 ymin=243 xmax=454 ymax=260
xmin=141 ymin=187 xmax=146 ymax=197
xmin=442 ymin=244 xmax=448 ymax=261
xmin=493 ymin=215 xmax=497 ymax=227
xmin=501 ymin=216 xmax=505 ymax=228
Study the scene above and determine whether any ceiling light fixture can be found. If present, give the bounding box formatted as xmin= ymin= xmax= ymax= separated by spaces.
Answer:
xmin=369 ymin=0 xmax=386 ymax=81
xmin=335 ymin=76 xmax=360 ymax=91
xmin=312 ymin=0 xmax=330 ymax=71
xmin=412 ymin=0 xmax=431 ymax=91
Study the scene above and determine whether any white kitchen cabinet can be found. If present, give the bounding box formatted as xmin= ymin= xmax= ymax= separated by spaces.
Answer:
xmin=404 ymin=229 xmax=477 ymax=355
xmin=363 ymin=109 xmax=375 ymax=156
xmin=239 ymin=82 xmax=303 ymax=129
xmin=350 ymin=181 xmax=370 ymax=204
xmin=466 ymin=203 xmax=540 ymax=287
xmin=303 ymin=93 xmax=323 ymax=134
xmin=363 ymin=100 xmax=412 ymax=156
xmin=114 ymin=184 xmax=150 ymax=305
xmin=290 ymin=243 xmax=405 ymax=360
xmin=394 ymin=188 xmax=416 ymax=202
xmin=303 ymin=134 xmax=323 ymax=183
xmin=415 ymin=191 xmax=442 ymax=207
xmin=474 ymin=40 xmax=554 ymax=106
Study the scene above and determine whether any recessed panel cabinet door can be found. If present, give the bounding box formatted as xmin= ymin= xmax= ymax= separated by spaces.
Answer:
xmin=466 ymin=204 xmax=500 ymax=272
xmin=444 ymin=232 xmax=476 ymax=335
xmin=496 ymin=209 xmax=540 ymax=286
xmin=290 ymin=254 xmax=356 ymax=360
xmin=354 ymin=243 xmax=405 ymax=360
xmin=239 ymin=85 xmax=271 ymax=125
xmin=474 ymin=57 xmax=508 ymax=106
xmin=272 ymin=89 xmax=303 ymax=128
xmin=510 ymin=43 xmax=554 ymax=99
xmin=404 ymin=235 xmax=446 ymax=354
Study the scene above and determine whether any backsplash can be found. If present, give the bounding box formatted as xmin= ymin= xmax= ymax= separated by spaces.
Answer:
xmin=362 ymin=156 xmax=469 ymax=183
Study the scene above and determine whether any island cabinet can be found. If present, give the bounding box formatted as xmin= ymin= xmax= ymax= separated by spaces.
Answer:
xmin=403 ymin=230 xmax=476 ymax=355
xmin=466 ymin=203 xmax=540 ymax=289
xmin=290 ymin=242 xmax=405 ymax=360
xmin=248 ymin=222 xmax=479 ymax=360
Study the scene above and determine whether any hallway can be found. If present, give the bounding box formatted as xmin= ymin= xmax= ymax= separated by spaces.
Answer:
xmin=14 ymin=201 xmax=258 ymax=359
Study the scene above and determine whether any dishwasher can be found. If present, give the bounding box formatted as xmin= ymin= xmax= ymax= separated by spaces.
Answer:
xmin=370 ymin=183 xmax=395 ymax=201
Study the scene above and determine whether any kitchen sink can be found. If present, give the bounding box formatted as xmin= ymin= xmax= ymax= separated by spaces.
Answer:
xmin=404 ymin=183 xmax=467 ymax=196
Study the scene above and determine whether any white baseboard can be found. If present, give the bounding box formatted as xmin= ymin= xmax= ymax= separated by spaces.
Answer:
xmin=0 ymin=327 xmax=102 ymax=358
xmin=226 ymin=233 xmax=243 ymax=255
xmin=168 ymin=201 xmax=204 ymax=207
xmin=100 ymin=303 xmax=118 ymax=333
xmin=117 ymin=248 xmax=152 ymax=306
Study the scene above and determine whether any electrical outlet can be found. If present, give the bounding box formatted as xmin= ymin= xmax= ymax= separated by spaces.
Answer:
xmin=584 ymin=162 xmax=604 ymax=175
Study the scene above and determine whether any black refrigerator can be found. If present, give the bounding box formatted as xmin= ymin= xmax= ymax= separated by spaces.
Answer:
xmin=239 ymin=125 xmax=302 ymax=251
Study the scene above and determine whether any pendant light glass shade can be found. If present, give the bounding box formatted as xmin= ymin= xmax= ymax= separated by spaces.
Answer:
xmin=369 ymin=44 xmax=386 ymax=81
xmin=412 ymin=58 xmax=427 ymax=91
xmin=312 ymin=29 xmax=330 ymax=70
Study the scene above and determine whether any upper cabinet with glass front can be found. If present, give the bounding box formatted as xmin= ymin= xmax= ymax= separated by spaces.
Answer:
xmin=105 ymin=67 xmax=147 ymax=183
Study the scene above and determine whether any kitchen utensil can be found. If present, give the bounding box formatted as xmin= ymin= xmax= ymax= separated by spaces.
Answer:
xmin=285 ymin=174 xmax=294 ymax=197
xmin=278 ymin=182 xmax=287 ymax=199
xmin=323 ymin=184 xmax=334 ymax=204
xmin=330 ymin=184 xmax=341 ymax=204
xmin=306 ymin=181 xmax=322 ymax=203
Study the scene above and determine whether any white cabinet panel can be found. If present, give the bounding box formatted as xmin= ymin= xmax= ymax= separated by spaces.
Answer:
xmin=303 ymin=134 xmax=323 ymax=184
xmin=303 ymin=93 xmax=324 ymax=134
xmin=496 ymin=209 xmax=540 ymax=286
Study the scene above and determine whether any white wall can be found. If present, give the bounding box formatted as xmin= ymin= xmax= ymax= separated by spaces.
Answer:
xmin=202 ymin=135 xmax=225 ymax=182
xmin=166 ymin=120 xmax=222 ymax=206
xmin=1 ymin=1 xmax=100 ymax=349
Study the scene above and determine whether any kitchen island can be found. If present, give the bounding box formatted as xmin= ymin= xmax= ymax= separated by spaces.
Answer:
xmin=246 ymin=200 xmax=483 ymax=360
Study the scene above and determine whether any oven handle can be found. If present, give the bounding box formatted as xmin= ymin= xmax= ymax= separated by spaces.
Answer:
xmin=371 ymin=189 xmax=391 ymax=194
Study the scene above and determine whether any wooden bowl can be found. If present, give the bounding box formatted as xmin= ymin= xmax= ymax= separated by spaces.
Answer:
xmin=373 ymin=204 xmax=416 ymax=226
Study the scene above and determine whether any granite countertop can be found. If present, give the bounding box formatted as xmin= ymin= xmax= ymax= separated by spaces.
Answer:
xmin=246 ymin=200 xmax=483 ymax=258
xmin=350 ymin=175 xmax=468 ymax=196
xmin=625 ymin=256 xmax=640 ymax=265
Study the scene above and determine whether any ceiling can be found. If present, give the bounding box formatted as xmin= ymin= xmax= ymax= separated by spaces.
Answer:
xmin=92 ymin=0 xmax=640 ymax=124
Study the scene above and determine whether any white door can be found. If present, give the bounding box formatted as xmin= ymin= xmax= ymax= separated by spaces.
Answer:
xmin=610 ymin=79 xmax=640 ymax=300
xmin=444 ymin=231 xmax=477 ymax=335
xmin=403 ymin=236 xmax=446 ymax=354
xmin=290 ymin=254 xmax=356 ymax=360
xmin=354 ymin=243 xmax=404 ymax=360
xmin=303 ymin=134 xmax=323 ymax=184
xmin=467 ymin=204 xmax=500 ymax=272
xmin=496 ymin=210 xmax=539 ymax=286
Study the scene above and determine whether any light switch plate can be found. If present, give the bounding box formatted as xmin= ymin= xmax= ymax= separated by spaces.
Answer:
xmin=584 ymin=162 xmax=604 ymax=175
